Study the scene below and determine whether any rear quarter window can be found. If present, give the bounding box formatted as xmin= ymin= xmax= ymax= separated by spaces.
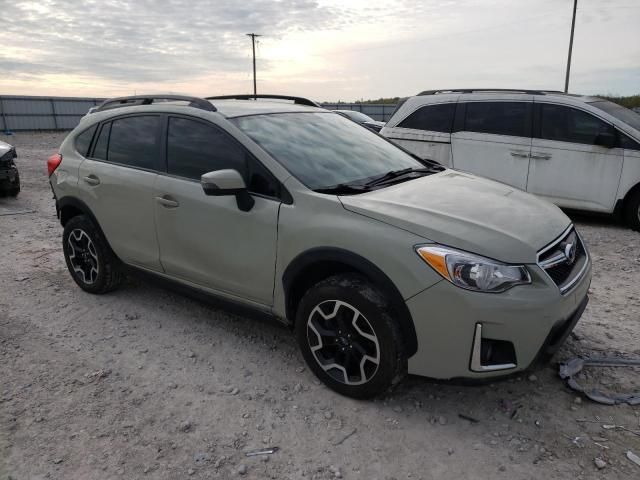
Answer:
xmin=74 ymin=124 xmax=97 ymax=157
xmin=397 ymin=103 xmax=455 ymax=133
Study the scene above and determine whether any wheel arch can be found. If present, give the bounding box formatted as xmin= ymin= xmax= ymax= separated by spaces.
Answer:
xmin=282 ymin=247 xmax=418 ymax=357
xmin=57 ymin=196 xmax=117 ymax=256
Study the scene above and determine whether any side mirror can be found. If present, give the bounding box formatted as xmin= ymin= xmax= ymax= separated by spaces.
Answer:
xmin=595 ymin=131 xmax=616 ymax=148
xmin=201 ymin=169 xmax=255 ymax=212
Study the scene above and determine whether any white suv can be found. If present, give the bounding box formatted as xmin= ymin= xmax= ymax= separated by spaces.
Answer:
xmin=381 ymin=89 xmax=640 ymax=230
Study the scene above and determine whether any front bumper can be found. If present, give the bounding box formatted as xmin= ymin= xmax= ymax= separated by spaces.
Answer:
xmin=0 ymin=165 xmax=18 ymax=182
xmin=406 ymin=259 xmax=591 ymax=379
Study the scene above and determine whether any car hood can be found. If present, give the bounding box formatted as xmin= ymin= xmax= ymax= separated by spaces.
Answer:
xmin=340 ymin=170 xmax=570 ymax=263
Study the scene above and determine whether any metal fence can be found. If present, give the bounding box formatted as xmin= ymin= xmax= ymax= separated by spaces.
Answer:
xmin=0 ymin=95 xmax=397 ymax=132
xmin=0 ymin=95 xmax=106 ymax=131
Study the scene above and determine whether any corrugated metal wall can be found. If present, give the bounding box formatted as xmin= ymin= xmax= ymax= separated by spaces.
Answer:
xmin=0 ymin=95 xmax=397 ymax=131
xmin=0 ymin=96 xmax=105 ymax=131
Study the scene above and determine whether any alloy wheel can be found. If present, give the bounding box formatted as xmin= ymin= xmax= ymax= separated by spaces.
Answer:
xmin=307 ymin=300 xmax=380 ymax=385
xmin=67 ymin=229 xmax=99 ymax=284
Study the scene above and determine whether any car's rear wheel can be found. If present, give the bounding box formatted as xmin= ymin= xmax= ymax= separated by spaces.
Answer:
xmin=624 ymin=189 xmax=640 ymax=232
xmin=62 ymin=215 xmax=123 ymax=294
xmin=295 ymin=274 xmax=406 ymax=399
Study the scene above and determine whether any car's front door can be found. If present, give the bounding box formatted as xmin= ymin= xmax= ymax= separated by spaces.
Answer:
xmin=526 ymin=103 xmax=624 ymax=212
xmin=77 ymin=115 xmax=163 ymax=271
xmin=451 ymin=100 xmax=533 ymax=190
xmin=382 ymin=103 xmax=456 ymax=166
xmin=154 ymin=116 xmax=281 ymax=305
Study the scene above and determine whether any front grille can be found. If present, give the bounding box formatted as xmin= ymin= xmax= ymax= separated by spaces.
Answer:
xmin=538 ymin=227 xmax=588 ymax=294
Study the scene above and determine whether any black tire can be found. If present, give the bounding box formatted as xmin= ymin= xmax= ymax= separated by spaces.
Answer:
xmin=624 ymin=189 xmax=640 ymax=232
xmin=295 ymin=274 xmax=406 ymax=399
xmin=62 ymin=215 xmax=123 ymax=294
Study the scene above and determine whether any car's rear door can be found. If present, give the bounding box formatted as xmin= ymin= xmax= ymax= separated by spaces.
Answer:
xmin=450 ymin=99 xmax=533 ymax=190
xmin=526 ymin=103 xmax=624 ymax=212
xmin=153 ymin=115 xmax=281 ymax=305
xmin=382 ymin=102 xmax=456 ymax=166
xmin=76 ymin=115 xmax=163 ymax=271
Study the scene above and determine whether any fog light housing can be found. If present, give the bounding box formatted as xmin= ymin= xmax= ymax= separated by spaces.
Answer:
xmin=470 ymin=324 xmax=517 ymax=372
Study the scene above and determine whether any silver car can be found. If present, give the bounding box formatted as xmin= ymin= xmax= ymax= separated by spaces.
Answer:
xmin=48 ymin=94 xmax=592 ymax=398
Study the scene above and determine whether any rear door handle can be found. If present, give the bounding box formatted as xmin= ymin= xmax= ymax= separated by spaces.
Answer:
xmin=510 ymin=151 xmax=530 ymax=158
xmin=83 ymin=174 xmax=100 ymax=186
xmin=530 ymin=153 xmax=552 ymax=160
xmin=155 ymin=195 xmax=179 ymax=208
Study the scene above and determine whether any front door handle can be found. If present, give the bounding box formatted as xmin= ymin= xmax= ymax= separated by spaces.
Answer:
xmin=510 ymin=151 xmax=530 ymax=158
xmin=530 ymin=153 xmax=552 ymax=160
xmin=155 ymin=195 xmax=179 ymax=208
xmin=83 ymin=174 xmax=100 ymax=186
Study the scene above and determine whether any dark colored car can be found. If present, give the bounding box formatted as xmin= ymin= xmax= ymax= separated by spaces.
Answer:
xmin=0 ymin=140 xmax=20 ymax=197
xmin=332 ymin=110 xmax=385 ymax=132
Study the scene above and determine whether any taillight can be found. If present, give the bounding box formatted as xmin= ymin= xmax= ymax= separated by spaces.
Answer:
xmin=47 ymin=153 xmax=62 ymax=177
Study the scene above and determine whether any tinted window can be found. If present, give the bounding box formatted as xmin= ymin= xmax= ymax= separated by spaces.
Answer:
xmin=167 ymin=117 xmax=279 ymax=197
xmin=588 ymin=100 xmax=640 ymax=131
xmin=398 ymin=103 xmax=455 ymax=133
xmin=539 ymin=104 xmax=614 ymax=145
xmin=92 ymin=122 xmax=110 ymax=160
xmin=464 ymin=102 xmax=530 ymax=137
xmin=620 ymin=132 xmax=640 ymax=151
xmin=107 ymin=116 xmax=161 ymax=169
xmin=75 ymin=124 xmax=97 ymax=156
xmin=233 ymin=112 xmax=423 ymax=190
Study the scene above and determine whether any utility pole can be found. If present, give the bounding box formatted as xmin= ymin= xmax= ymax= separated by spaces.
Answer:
xmin=246 ymin=33 xmax=261 ymax=96
xmin=564 ymin=0 xmax=578 ymax=93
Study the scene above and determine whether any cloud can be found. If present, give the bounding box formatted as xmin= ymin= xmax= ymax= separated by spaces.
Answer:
xmin=0 ymin=0 xmax=351 ymax=82
xmin=1 ymin=0 xmax=638 ymax=98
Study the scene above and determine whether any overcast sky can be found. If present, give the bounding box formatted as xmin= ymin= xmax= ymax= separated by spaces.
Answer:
xmin=1 ymin=0 xmax=638 ymax=101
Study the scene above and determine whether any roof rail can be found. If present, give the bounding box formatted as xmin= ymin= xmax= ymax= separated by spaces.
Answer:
xmin=94 ymin=95 xmax=216 ymax=113
xmin=205 ymin=94 xmax=319 ymax=108
xmin=417 ymin=88 xmax=565 ymax=96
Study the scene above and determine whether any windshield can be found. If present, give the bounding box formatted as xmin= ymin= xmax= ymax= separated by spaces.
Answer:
xmin=335 ymin=110 xmax=375 ymax=123
xmin=232 ymin=112 xmax=423 ymax=190
xmin=588 ymin=100 xmax=640 ymax=132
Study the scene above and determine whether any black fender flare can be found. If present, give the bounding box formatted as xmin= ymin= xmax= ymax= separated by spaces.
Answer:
xmin=283 ymin=247 xmax=418 ymax=357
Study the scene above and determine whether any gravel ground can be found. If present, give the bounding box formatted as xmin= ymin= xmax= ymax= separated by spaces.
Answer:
xmin=1 ymin=132 xmax=639 ymax=480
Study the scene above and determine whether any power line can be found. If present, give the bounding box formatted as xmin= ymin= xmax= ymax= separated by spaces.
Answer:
xmin=246 ymin=33 xmax=262 ymax=95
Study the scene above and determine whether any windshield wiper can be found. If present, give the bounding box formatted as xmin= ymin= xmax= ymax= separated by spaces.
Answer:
xmin=313 ymin=183 xmax=372 ymax=195
xmin=362 ymin=167 xmax=440 ymax=188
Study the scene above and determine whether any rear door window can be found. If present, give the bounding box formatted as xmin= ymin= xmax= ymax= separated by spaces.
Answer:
xmin=167 ymin=117 xmax=280 ymax=198
xmin=107 ymin=116 xmax=161 ymax=170
xmin=397 ymin=103 xmax=455 ymax=133
xmin=91 ymin=122 xmax=111 ymax=160
xmin=464 ymin=102 xmax=531 ymax=137
xmin=538 ymin=104 xmax=615 ymax=145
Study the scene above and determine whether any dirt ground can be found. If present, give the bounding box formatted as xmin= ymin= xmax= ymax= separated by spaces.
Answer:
xmin=1 ymin=132 xmax=639 ymax=480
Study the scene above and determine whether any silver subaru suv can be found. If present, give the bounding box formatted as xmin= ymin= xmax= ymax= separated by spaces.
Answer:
xmin=48 ymin=94 xmax=592 ymax=398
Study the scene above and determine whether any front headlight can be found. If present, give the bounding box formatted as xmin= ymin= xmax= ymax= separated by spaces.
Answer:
xmin=416 ymin=245 xmax=531 ymax=293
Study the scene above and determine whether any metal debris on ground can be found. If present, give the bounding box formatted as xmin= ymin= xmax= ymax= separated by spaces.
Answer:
xmin=627 ymin=451 xmax=640 ymax=468
xmin=245 ymin=447 xmax=279 ymax=457
xmin=331 ymin=428 xmax=357 ymax=446
xmin=458 ymin=413 xmax=480 ymax=423
xmin=558 ymin=356 xmax=640 ymax=405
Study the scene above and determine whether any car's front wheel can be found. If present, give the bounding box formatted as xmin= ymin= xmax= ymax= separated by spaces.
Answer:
xmin=295 ymin=274 xmax=406 ymax=399
xmin=62 ymin=215 xmax=123 ymax=294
